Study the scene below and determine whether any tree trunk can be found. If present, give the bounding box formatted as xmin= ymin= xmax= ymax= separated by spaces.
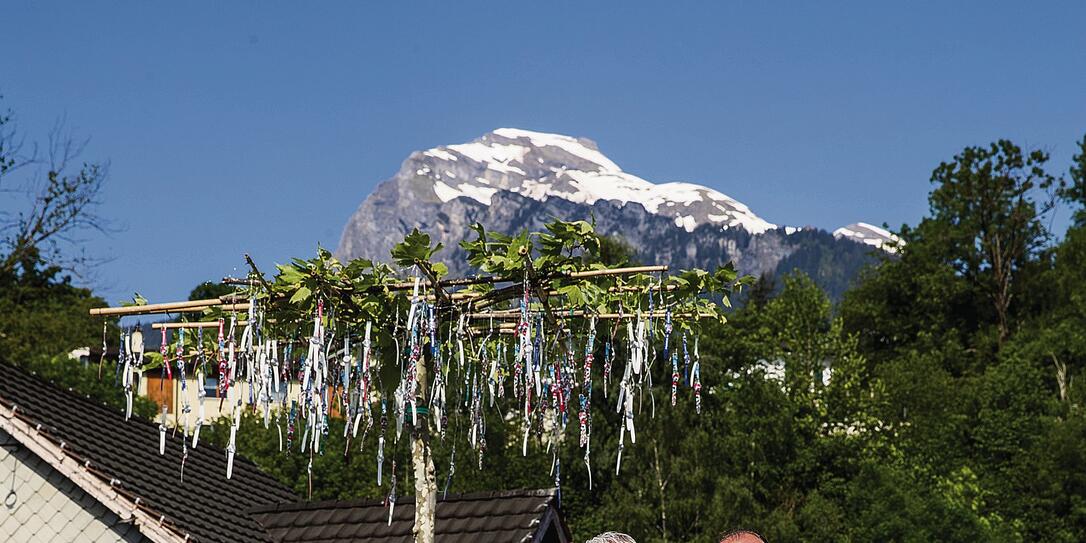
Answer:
xmin=1052 ymin=353 xmax=1069 ymax=403
xmin=653 ymin=441 xmax=669 ymax=542
xmin=413 ymin=353 xmax=437 ymax=543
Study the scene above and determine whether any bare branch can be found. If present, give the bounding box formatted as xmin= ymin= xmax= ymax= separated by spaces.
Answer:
xmin=0 ymin=102 xmax=115 ymax=279
xmin=0 ymin=99 xmax=39 ymax=189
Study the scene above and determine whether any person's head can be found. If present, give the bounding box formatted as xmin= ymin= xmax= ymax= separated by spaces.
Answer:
xmin=586 ymin=532 xmax=636 ymax=543
xmin=719 ymin=529 xmax=767 ymax=543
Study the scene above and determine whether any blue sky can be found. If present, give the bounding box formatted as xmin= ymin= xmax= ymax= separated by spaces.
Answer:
xmin=1 ymin=2 xmax=1084 ymax=304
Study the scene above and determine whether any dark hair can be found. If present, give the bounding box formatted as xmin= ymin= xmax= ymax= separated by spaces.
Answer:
xmin=718 ymin=529 xmax=767 ymax=543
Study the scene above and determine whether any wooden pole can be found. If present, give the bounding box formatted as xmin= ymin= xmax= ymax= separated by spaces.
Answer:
xmin=89 ymin=298 xmax=249 ymax=317
xmin=211 ymin=303 xmax=252 ymax=313
xmin=423 ymin=291 xmax=482 ymax=302
xmin=387 ymin=264 xmax=669 ymax=291
xmin=221 ymin=277 xmax=256 ymax=286
xmin=567 ymin=265 xmax=667 ymax=279
xmin=413 ymin=333 xmax=437 ymax=543
xmin=462 ymin=310 xmax=711 ymax=320
xmin=387 ymin=274 xmax=506 ymax=291
xmin=151 ymin=321 xmax=247 ymax=330
xmin=92 ymin=263 xmax=674 ymax=319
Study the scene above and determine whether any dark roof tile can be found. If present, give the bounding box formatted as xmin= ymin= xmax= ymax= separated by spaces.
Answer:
xmin=0 ymin=362 xmax=298 ymax=542
xmin=248 ymin=489 xmax=567 ymax=543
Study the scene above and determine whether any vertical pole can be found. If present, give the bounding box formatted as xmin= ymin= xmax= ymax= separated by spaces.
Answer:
xmin=412 ymin=343 xmax=436 ymax=542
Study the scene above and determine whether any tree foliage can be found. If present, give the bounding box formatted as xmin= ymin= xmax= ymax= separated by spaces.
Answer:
xmin=204 ymin=135 xmax=1086 ymax=542
xmin=0 ymin=97 xmax=130 ymax=420
xmin=24 ymin=123 xmax=1086 ymax=542
xmin=924 ymin=140 xmax=1060 ymax=342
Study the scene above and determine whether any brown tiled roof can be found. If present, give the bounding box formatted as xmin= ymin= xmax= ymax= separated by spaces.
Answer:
xmin=0 ymin=361 xmax=298 ymax=542
xmin=248 ymin=488 xmax=570 ymax=543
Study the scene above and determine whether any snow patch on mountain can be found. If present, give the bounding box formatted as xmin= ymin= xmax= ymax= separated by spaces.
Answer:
xmin=834 ymin=222 xmax=900 ymax=252
xmin=411 ymin=128 xmax=777 ymax=234
xmin=492 ymin=128 xmax=621 ymax=172
xmin=440 ymin=142 xmax=527 ymax=175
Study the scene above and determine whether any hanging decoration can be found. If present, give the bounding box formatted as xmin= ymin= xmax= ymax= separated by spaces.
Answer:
xmin=89 ymin=219 xmax=745 ymax=536
xmin=193 ymin=326 xmax=206 ymax=448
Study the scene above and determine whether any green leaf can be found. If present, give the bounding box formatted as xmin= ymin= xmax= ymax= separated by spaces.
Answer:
xmin=276 ymin=264 xmax=304 ymax=285
xmin=120 ymin=292 xmax=149 ymax=307
xmin=558 ymin=284 xmax=584 ymax=306
xmin=289 ymin=286 xmax=312 ymax=304
xmin=142 ymin=351 xmax=164 ymax=370
xmin=391 ymin=228 xmax=443 ymax=267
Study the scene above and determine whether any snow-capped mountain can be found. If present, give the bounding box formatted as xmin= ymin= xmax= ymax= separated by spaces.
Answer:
xmin=338 ymin=129 xmax=896 ymax=299
xmin=833 ymin=222 xmax=900 ymax=253
xmin=417 ymin=128 xmax=776 ymax=234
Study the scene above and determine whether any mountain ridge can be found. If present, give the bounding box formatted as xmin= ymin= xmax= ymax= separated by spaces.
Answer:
xmin=337 ymin=128 xmax=896 ymax=298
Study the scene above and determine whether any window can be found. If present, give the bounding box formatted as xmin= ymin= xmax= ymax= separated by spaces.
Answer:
xmin=203 ymin=376 xmax=219 ymax=398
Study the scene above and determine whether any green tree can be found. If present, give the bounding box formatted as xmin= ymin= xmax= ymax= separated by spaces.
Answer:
xmin=838 ymin=133 xmax=1086 ymax=541
xmin=1059 ymin=133 xmax=1086 ymax=227
xmin=0 ymin=255 xmax=105 ymax=363
xmin=188 ymin=280 xmax=237 ymax=301
xmin=0 ymin=96 xmax=113 ymax=364
xmin=741 ymin=273 xmax=776 ymax=309
xmin=597 ymin=234 xmax=639 ymax=267
xmin=0 ymin=97 xmax=130 ymax=417
xmin=926 ymin=140 xmax=1059 ymax=342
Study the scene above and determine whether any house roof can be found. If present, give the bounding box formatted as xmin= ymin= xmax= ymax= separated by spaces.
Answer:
xmin=0 ymin=361 xmax=298 ymax=542
xmin=248 ymin=488 xmax=571 ymax=543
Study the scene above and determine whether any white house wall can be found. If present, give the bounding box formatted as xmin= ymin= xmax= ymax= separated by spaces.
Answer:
xmin=0 ymin=429 xmax=147 ymax=542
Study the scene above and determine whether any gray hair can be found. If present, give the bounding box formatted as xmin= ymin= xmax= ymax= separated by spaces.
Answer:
xmin=586 ymin=532 xmax=636 ymax=543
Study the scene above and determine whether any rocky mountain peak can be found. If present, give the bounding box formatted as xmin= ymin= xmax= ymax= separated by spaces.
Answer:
xmin=338 ymin=129 xmax=899 ymax=299
xmin=402 ymin=128 xmax=777 ymax=234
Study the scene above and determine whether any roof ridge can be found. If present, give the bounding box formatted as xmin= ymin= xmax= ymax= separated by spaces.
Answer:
xmin=0 ymin=362 xmax=273 ymax=477
xmin=0 ymin=360 xmax=297 ymax=542
xmin=246 ymin=487 xmax=557 ymax=514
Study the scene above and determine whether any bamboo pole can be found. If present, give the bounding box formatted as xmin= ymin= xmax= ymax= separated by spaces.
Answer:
xmin=146 ymin=302 xmax=251 ymax=314
xmin=423 ymin=291 xmax=482 ymax=302
xmin=388 ymin=274 xmax=505 ymax=291
xmin=609 ymin=283 xmax=679 ymax=294
xmin=462 ymin=310 xmax=712 ymax=320
xmin=89 ymin=302 xmax=250 ymax=317
xmin=91 ymin=298 xmax=228 ymax=316
xmin=213 ymin=303 xmax=252 ymax=313
xmin=388 ymin=264 xmax=669 ymax=291
xmin=529 ymin=283 xmax=680 ymax=298
xmin=89 ymin=298 xmax=251 ymax=317
xmin=222 ymin=276 xmax=257 ymax=286
xmin=567 ymin=265 xmax=667 ymax=279
xmin=102 ymin=265 xmax=671 ymax=317
xmin=468 ymin=325 xmax=518 ymax=334
xmin=151 ymin=321 xmax=248 ymax=330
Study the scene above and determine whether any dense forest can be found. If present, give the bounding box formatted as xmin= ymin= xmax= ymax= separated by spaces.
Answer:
xmin=5 ymin=107 xmax=1086 ymax=541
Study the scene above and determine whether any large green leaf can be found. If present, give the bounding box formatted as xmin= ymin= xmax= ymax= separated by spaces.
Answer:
xmin=289 ymin=285 xmax=312 ymax=304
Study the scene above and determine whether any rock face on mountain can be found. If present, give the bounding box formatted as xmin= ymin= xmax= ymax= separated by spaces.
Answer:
xmin=337 ymin=129 xmax=895 ymax=299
